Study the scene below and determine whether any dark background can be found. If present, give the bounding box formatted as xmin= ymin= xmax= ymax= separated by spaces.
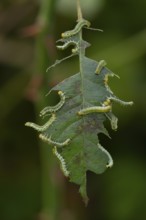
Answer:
xmin=0 ymin=0 xmax=146 ymax=219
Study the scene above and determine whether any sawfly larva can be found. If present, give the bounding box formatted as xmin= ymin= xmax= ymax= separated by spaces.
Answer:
xmin=25 ymin=113 xmax=56 ymax=132
xmin=56 ymin=40 xmax=78 ymax=50
xmin=40 ymin=91 xmax=65 ymax=117
xmin=98 ymin=144 xmax=113 ymax=168
xmin=39 ymin=134 xmax=71 ymax=147
xmin=95 ymin=60 xmax=107 ymax=74
xmin=61 ymin=19 xmax=90 ymax=38
xmin=53 ymin=146 xmax=69 ymax=177
xmin=109 ymin=96 xmax=134 ymax=106
xmin=77 ymin=105 xmax=111 ymax=116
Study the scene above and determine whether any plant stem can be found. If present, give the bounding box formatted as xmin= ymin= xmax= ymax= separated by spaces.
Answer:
xmin=35 ymin=0 xmax=60 ymax=219
xmin=77 ymin=0 xmax=88 ymax=205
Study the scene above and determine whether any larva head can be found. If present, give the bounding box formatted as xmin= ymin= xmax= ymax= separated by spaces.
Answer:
xmin=58 ymin=90 xmax=63 ymax=96
xmin=58 ymin=91 xmax=66 ymax=102
xmin=61 ymin=32 xmax=71 ymax=38
xmin=72 ymin=47 xmax=78 ymax=54
xmin=103 ymin=99 xmax=111 ymax=106
xmin=100 ymin=60 xmax=107 ymax=66
xmin=86 ymin=20 xmax=91 ymax=27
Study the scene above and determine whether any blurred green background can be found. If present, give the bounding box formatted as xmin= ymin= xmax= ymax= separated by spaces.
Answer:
xmin=0 ymin=0 xmax=146 ymax=219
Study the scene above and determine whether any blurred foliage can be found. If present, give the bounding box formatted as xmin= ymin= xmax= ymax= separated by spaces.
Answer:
xmin=0 ymin=0 xmax=146 ymax=220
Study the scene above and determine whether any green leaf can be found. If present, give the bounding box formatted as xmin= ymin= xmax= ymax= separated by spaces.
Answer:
xmin=44 ymin=55 xmax=116 ymax=203
xmin=25 ymin=20 xmax=133 ymax=204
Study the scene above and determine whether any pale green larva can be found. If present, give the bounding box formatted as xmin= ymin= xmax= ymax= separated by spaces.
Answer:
xmin=56 ymin=40 xmax=79 ymax=54
xmin=109 ymin=96 xmax=134 ymax=106
xmin=77 ymin=105 xmax=111 ymax=116
xmin=95 ymin=60 xmax=107 ymax=74
xmin=110 ymin=114 xmax=118 ymax=130
xmin=40 ymin=91 xmax=65 ymax=117
xmin=25 ymin=113 xmax=56 ymax=132
xmin=56 ymin=40 xmax=78 ymax=50
xmin=61 ymin=19 xmax=91 ymax=38
xmin=53 ymin=146 xmax=69 ymax=177
xmin=98 ymin=144 xmax=113 ymax=168
xmin=106 ymin=113 xmax=118 ymax=131
xmin=39 ymin=133 xmax=71 ymax=148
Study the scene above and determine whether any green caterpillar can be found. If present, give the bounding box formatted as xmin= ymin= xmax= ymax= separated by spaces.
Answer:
xmin=40 ymin=91 xmax=65 ymax=117
xmin=77 ymin=105 xmax=111 ymax=116
xmin=98 ymin=144 xmax=113 ymax=168
xmin=106 ymin=112 xmax=118 ymax=131
xmin=95 ymin=60 xmax=107 ymax=74
xmin=25 ymin=113 xmax=56 ymax=132
xmin=53 ymin=146 xmax=69 ymax=177
xmin=109 ymin=96 xmax=133 ymax=106
xmin=56 ymin=40 xmax=79 ymax=54
xmin=61 ymin=19 xmax=90 ymax=38
xmin=39 ymin=133 xmax=71 ymax=148
xmin=56 ymin=40 xmax=78 ymax=50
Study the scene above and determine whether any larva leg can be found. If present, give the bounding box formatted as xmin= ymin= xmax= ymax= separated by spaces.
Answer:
xmin=109 ymin=96 xmax=134 ymax=106
xmin=98 ymin=144 xmax=113 ymax=168
xmin=39 ymin=134 xmax=71 ymax=147
xmin=95 ymin=60 xmax=107 ymax=74
xmin=40 ymin=91 xmax=65 ymax=117
xmin=77 ymin=105 xmax=111 ymax=116
xmin=53 ymin=146 xmax=69 ymax=177
xmin=25 ymin=113 xmax=56 ymax=132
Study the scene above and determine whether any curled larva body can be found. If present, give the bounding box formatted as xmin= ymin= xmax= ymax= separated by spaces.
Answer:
xmin=77 ymin=105 xmax=111 ymax=116
xmin=98 ymin=144 xmax=113 ymax=168
xmin=61 ymin=19 xmax=90 ymax=38
xmin=40 ymin=91 xmax=65 ymax=117
xmin=95 ymin=60 xmax=107 ymax=74
xmin=53 ymin=146 xmax=69 ymax=177
xmin=110 ymin=114 xmax=118 ymax=131
xmin=39 ymin=134 xmax=71 ymax=147
xmin=106 ymin=113 xmax=118 ymax=130
xmin=56 ymin=40 xmax=78 ymax=50
xmin=104 ymin=73 xmax=114 ymax=85
xmin=25 ymin=113 xmax=56 ymax=132
xmin=109 ymin=96 xmax=134 ymax=106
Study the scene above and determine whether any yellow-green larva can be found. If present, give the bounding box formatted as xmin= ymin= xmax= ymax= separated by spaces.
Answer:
xmin=77 ymin=105 xmax=111 ymax=116
xmin=39 ymin=134 xmax=71 ymax=147
xmin=61 ymin=19 xmax=90 ymax=38
xmin=95 ymin=60 xmax=107 ymax=74
xmin=98 ymin=144 xmax=113 ymax=168
xmin=53 ymin=146 xmax=69 ymax=177
xmin=40 ymin=91 xmax=65 ymax=117
xmin=25 ymin=113 xmax=56 ymax=132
